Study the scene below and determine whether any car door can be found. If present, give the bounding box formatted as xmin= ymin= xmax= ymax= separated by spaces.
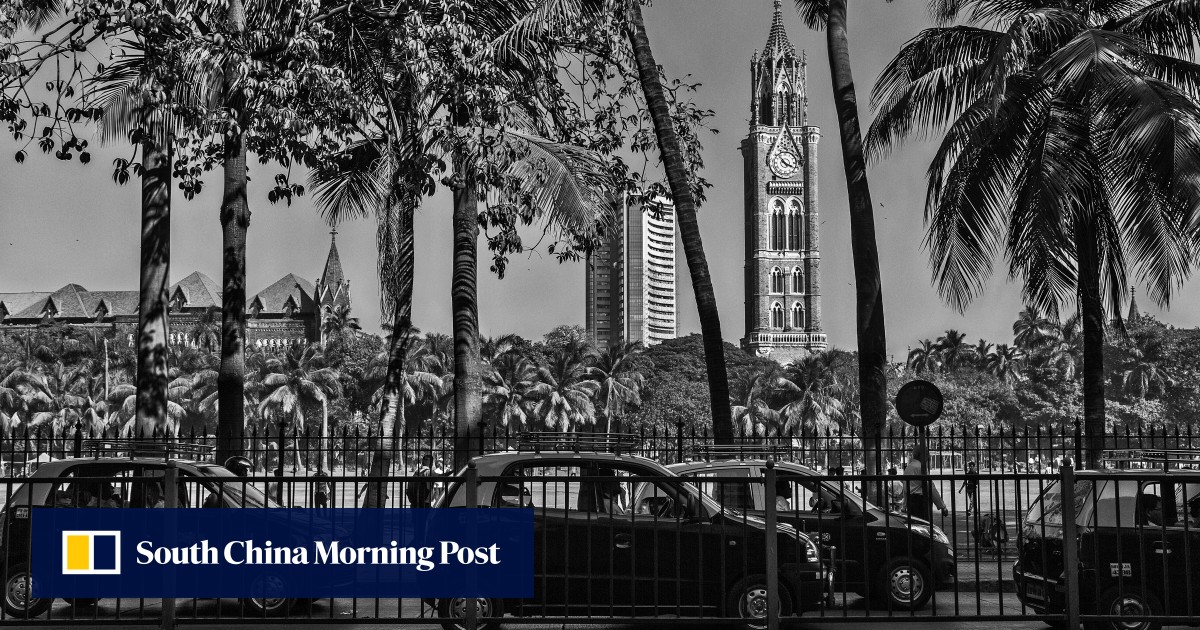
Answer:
xmin=748 ymin=468 xmax=859 ymax=582
xmin=502 ymin=463 xmax=609 ymax=614
xmin=622 ymin=470 xmax=710 ymax=614
xmin=1158 ymin=482 xmax=1199 ymax=618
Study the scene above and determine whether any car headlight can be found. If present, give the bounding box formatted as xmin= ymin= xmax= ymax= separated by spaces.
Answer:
xmin=912 ymin=524 xmax=951 ymax=546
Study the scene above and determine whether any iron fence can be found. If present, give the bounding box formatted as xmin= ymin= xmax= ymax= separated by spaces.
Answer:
xmin=0 ymin=457 xmax=1193 ymax=628
xmin=2 ymin=420 xmax=1197 ymax=481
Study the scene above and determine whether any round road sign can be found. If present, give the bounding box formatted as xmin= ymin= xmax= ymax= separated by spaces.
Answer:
xmin=895 ymin=380 xmax=944 ymax=427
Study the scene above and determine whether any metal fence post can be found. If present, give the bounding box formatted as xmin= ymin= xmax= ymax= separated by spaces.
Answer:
xmin=72 ymin=423 xmax=82 ymax=458
xmin=161 ymin=461 xmax=178 ymax=630
xmin=764 ymin=460 xmax=779 ymax=630
xmin=676 ymin=420 xmax=685 ymax=463
xmin=465 ymin=462 xmax=478 ymax=630
xmin=1060 ymin=460 xmax=1080 ymax=630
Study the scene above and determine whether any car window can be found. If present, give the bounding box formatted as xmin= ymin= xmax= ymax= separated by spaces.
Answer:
xmin=1027 ymin=480 xmax=1098 ymax=526
xmin=132 ymin=468 xmax=189 ymax=508
xmin=687 ymin=468 xmax=753 ymax=511
xmin=49 ymin=465 xmax=135 ymax=508
xmin=1181 ymin=483 xmax=1200 ymax=529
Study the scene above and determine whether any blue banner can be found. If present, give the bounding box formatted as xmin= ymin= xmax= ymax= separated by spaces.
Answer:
xmin=32 ymin=508 xmax=534 ymax=598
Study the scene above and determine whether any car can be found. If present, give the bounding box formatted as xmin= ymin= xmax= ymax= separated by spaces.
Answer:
xmin=1014 ymin=450 xmax=1200 ymax=630
xmin=432 ymin=433 xmax=833 ymax=630
xmin=0 ymin=440 xmax=294 ymax=618
xmin=668 ymin=455 xmax=955 ymax=610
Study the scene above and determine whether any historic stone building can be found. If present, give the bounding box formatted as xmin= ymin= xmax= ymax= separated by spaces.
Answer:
xmin=740 ymin=0 xmax=827 ymax=364
xmin=0 ymin=233 xmax=350 ymax=350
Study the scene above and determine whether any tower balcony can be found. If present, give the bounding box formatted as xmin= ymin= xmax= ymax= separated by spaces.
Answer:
xmin=743 ymin=331 xmax=828 ymax=348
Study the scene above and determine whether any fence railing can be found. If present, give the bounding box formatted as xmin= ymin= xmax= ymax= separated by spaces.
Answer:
xmin=0 ymin=460 xmax=1194 ymax=627
xmin=2 ymin=420 xmax=1197 ymax=480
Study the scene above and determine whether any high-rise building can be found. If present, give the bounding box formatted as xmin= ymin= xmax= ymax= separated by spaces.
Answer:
xmin=586 ymin=196 xmax=677 ymax=351
xmin=740 ymin=0 xmax=827 ymax=364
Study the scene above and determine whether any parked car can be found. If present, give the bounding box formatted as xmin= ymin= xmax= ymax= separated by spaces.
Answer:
xmin=668 ymin=458 xmax=955 ymax=610
xmin=433 ymin=436 xmax=833 ymax=630
xmin=0 ymin=442 xmax=292 ymax=618
xmin=1014 ymin=453 xmax=1200 ymax=630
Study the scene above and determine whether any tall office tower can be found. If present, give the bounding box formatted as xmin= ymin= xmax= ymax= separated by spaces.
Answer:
xmin=740 ymin=0 xmax=827 ymax=364
xmin=586 ymin=196 xmax=677 ymax=351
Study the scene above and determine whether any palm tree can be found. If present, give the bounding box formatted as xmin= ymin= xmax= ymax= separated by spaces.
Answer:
xmin=868 ymin=0 xmax=1200 ymax=465
xmin=936 ymin=329 xmax=969 ymax=369
xmin=779 ymin=353 xmax=845 ymax=438
xmin=1120 ymin=337 xmax=1174 ymax=399
xmin=730 ymin=365 xmax=790 ymax=438
xmin=585 ymin=341 xmax=646 ymax=433
xmin=525 ymin=340 xmax=600 ymax=432
xmin=321 ymin=304 xmax=361 ymax=349
xmin=1013 ymin=308 xmax=1057 ymax=352
xmin=790 ymin=0 xmax=890 ymax=482
xmin=483 ymin=354 xmax=539 ymax=431
xmin=257 ymin=345 xmax=343 ymax=473
xmin=970 ymin=338 xmax=992 ymax=369
xmin=625 ymin=0 xmax=734 ymax=444
xmin=186 ymin=307 xmax=221 ymax=352
xmin=907 ymin=339 xmax=943 ymax=374
xmin=985 ymin=344 xmax=1024 ymax=388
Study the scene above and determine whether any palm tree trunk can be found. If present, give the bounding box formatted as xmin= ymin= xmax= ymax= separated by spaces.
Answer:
xmin=320 ymin=398 xmax=329 ymax=473
xmin=825 ymin=0 xmax=888 ymax=493
xmin=451 ymin=151 xmax=482 ymax=471
xmin=1076 ymin=220 xmax=1105 ymax=468
xmin=364 ymin=192 xmax=415 ymax=508
xmin=134 ymin=115 xmax=172 ymax=439
xmin=625 ymin=1 xmax=733 ymax=444
xmin=216 ymin=0 xmax=249 ymax=464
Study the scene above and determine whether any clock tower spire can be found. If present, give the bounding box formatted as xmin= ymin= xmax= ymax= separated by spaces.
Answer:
xmin=740 ymin=0 xmax=826 ymax=363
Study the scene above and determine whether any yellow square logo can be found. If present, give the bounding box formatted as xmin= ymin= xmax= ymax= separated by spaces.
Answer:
xmin=61 ymin=531 xmax=121 ymax=575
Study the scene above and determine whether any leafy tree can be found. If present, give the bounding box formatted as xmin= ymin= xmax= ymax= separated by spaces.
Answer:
xmin=257 ymin=345 xmax=342 ymax=473
xmin=868 ymin=0 xmax=1200 ymax=465
xmin=985 ymin=344 xmax=1024 ymax=388
xmin=526 ymin=340 xmax=600 ymax=432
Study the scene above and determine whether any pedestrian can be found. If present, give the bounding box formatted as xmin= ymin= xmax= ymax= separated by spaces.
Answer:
xmin=313 ymin=471 xmax=330 ymax=509
xmin=406 ymin=455 xmax=435 ymax=508
xmin=905 ymin=445 xmax=948 ymax=521
xmin=959 ymin=461 xmax=979 ymax=514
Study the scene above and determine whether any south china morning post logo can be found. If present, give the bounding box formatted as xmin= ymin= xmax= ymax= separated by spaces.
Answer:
xmin=34 ymin=509 xmax=533 ymax=599
xmin=61 ymin=531 xmax=121 ymax=575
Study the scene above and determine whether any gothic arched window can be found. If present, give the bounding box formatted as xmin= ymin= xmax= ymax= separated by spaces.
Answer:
xmin=770 ymin=267 xmax=784 ymax=293
xmin=792 ymin=268 xmax=804 ymax=293
xmin=788 ymin=198 xmax=804 ymax=250
xmin=771 ymin=302 xmax=784 ymax=329
xmin=771 ymin=198 xmax=786 ymax=250
xmin=792 ymin=303 xmax=805 ymax=329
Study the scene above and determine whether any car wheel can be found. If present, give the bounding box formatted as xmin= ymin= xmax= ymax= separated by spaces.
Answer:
xmin=874 ymin=558 xmax=933 ymax=610
xmin=436 ymin=597 xmax=504 ymax=630
xmin=241 ymin=575 xmax=292 ymax=617
xmin=1085 ymin=588 xmax=1162 ymax=630
xmin=725 ymin=574 xmax=793 ymax=630
xmin=3 ymin=564 xmax=51 ymax=618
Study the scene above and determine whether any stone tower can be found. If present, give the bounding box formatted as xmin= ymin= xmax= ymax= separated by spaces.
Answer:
xmin=740 ymin=0 xmax=827 ymax=364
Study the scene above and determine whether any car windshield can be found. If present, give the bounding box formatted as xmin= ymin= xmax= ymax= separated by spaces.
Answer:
xmin=1026 ymin=480 xmax=1095 ymax=526
xmin=190 ymin=465 xmax=279 ymax=508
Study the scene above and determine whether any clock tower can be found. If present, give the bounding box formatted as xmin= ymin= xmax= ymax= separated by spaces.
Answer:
xmin=741 ymin=0 xmax=827 ymax=363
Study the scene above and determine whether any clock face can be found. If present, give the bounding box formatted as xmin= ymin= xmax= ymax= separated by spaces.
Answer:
xmin=771 ymin=151 xmax=800 ymax=178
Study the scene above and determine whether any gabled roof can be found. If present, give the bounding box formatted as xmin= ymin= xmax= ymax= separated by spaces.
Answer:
xmin=763 ymin=0 xmax=796 ymax=60
xmin=251 ymin=274 xmax=316 ymax=314
xmin=85 ymin=291 xmax=139 ymax=317
xmin=0 ymin=292 xmax=52 ymax=318
xmin=21 ymin=284 xmax=92 ymax=319
xmin=169 ymin=271 xmax=222 ymax=309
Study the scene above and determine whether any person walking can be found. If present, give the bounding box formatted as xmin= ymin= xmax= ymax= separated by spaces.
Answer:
xmin=959 ymin=461 xmax=979 ymax=514
xmin=406 ymin=455 xmax=435 ymax=508
xmin=905 ymin=445 xmax=948 ymax=522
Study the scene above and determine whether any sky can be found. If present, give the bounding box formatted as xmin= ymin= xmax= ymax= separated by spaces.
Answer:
xmin=2 ymin=0 xmax=1199 ymax=360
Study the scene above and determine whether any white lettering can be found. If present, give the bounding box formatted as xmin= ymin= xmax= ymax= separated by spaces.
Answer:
xmin=224 ymin=541 xmax=244 ymax=565
xmin=136 ymin=541 xmax=155 ymax=565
